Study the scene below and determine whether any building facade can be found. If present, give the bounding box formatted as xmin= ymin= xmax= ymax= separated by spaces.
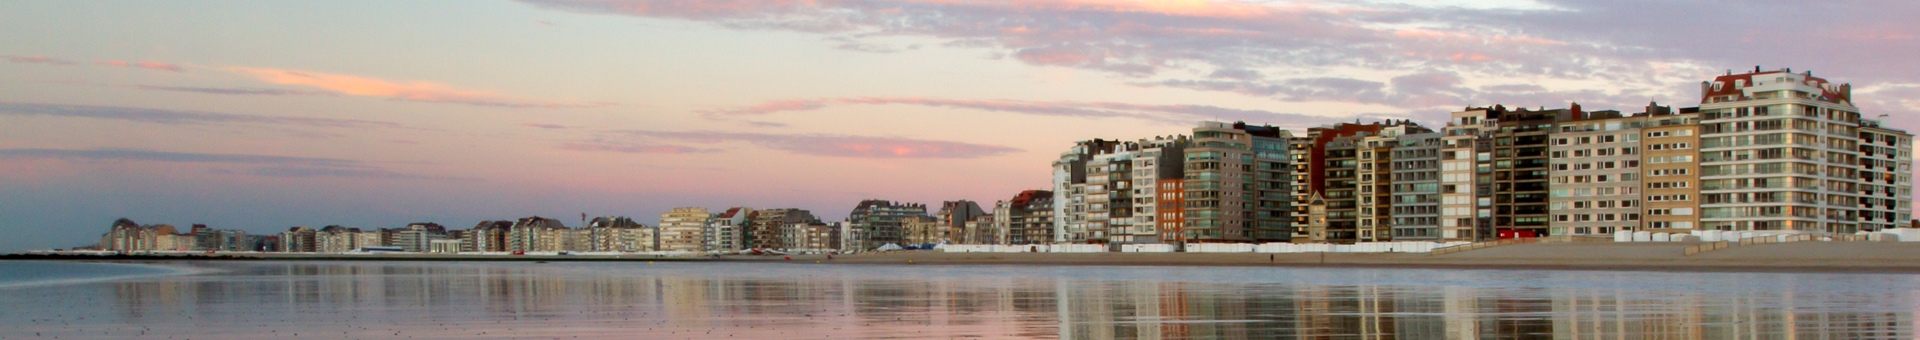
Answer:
xmin=657 ymin=207 xmax=709 ymax=252
xmin=848 ymin=200 xmax=926 ymax=249
xmin=1641 ymin=104 xmax=1703 ymax=232
xmin=1549 ymin=111 xmax=1645 ymax=236
xmin=1697 ymin=68 xmax=1909 ymax=233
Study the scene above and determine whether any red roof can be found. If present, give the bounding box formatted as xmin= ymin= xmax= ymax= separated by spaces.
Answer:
xmin=1701 ymin=69 xmax=1849 ymax=104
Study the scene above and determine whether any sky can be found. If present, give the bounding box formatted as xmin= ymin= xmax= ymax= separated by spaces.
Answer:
xmin=3 ymin=0 xmax=1918 ymax=251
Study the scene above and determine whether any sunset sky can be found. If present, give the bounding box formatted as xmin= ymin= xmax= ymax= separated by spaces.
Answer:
xmin=4 ymin=0 xmax=1918 ymax=251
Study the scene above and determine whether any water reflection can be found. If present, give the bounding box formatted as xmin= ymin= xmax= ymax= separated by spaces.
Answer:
xmin=5 ymin=262 xmax=1915 ymax=339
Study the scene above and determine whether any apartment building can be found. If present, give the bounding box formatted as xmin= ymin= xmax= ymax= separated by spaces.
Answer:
xmin=1486 ymin=105 xmax=1561 ymax=238
xmin=1697 ymin=67 xmax=1899 ymax=233
xmin=1352 ymin=123 xmax=1432 ymax=242
xmin=1155 ymin=179 xmax=1185 ymax=242
xmin=1358 ymin=133 xmax=1394 ymax=242
xmin=703 ymin=207 xmax=752 ymax=251
xmin=780 ymin=222 xmax=840 ymax=251
xmin=1548 ymin=110 xmax=1645 ymax=236
xmin=1317 ymin=136 xmax=1360 ymax=243
xmin=902 ymin=215 xmax=943 ymax=245
xmin=1050 ymin=136 xmax=1192 ymax=244
xmin=962 ymin=215 xmax=995 ymax=245
xmin=1641 ymin=104 xmax=1703 ymax=231
xmin=1389 ymin=132 xmax=1445 ymax=241
xmin=1289 ymin=123 xmax=1389 ymax=241
xmin=935 ymin=200 xmax=986 ymax=244
xmin=395 ymin=223 xmax=447 ymax=252
xmin=749 ymin=208 xmax=820 ymax=249
xmin=1184 ymin=122 xmax=1291 ymax=243
xmin=281 ymin=226 xmax=317 ymax=253
xmin=465 ymin=221 xmax=511 ymax=252
xmin=1052 ymin=140 xmax=1110 ymax=243
xmin=507 ymin=216 xmax=565 ymax=252
xmin=587 ymin=216 xmax=654 ymax=252
xmin=656 ymin=207 xmax=708 ymax=252
xmin=1441 ymin=111 xmax=1490 ymax=241
xmin=1858 ymin=119 xmax=1913 ymax=232
xmin=1002 ymin=190 xmax=1056 ymax=244
xmin=989 ymin=200 xmax=1013 ymax=244
xmin=1123 ymin=136 xmax=1189 ymax=244
xmin=848 ymin=200 xmax=926 ymax=249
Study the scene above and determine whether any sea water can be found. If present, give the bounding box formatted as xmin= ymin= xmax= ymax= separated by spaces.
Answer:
xmin=0 ymin=260 xmax=1913 ymax=339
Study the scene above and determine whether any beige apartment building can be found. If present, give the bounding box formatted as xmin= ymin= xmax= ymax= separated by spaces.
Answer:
xmin=1548 ymin=110 xmax=1645 ymax=236
xmin=1641 ymin=105 xmax=1702 ymax=231
xmin=1357 ymin=133 xmax=1394 ymax=242
xmin=1441 ymin=111 xmax=1490 ymax=241
xmin=657 ymin=207 xmax=709 ymax=252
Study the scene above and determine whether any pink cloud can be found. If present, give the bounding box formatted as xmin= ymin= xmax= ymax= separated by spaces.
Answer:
xmin=96 ymin=60 xmax=184 ymax=72
xmin=559 ymin=143 xmax=717 ymax=154
xmin=521 ymin=122 xmax=569 ymax=129
xmin=224 ymin=67 xmax=611 ymax=108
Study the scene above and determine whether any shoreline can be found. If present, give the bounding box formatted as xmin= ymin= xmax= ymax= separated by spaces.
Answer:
xmin=14 ymin=242 xmax=1920 ymax=274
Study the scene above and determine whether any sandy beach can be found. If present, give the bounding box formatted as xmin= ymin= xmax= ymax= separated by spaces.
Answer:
xmin=16 ymin=241 xmax=1920 ymax=273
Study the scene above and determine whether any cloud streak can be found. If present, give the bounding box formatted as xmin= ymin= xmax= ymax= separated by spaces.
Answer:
xmin=224 ymin=67 xmax=611 ymax=108
xmin=2 ymin=55 xmax=75 ymax=65
xmin=0 ymin=148 xmax=357 ymax=167
xmin=521 ymin=122 xmax=570 ymax=129
xmin=97 ymin=60 xmax=184 ymax=72
xmin=701 ymin=96 xmax=1371 ymax=128
xmin=0 ymin=102 xmax=407 ymax=129
xmin=611 ymin=130 xmax=1022 ymax=159
xmin=559 ymin=143 xmax=718 ymax=154
xmin=134 ymin=85 xmax=341 ymax=96
xmin=0 ymin=148 xmax=464 ymax=180
xmin=246 ymin=166 xmax=469 ymax=180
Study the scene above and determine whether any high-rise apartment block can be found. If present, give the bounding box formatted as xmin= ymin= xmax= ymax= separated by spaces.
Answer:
xmin=1184 ymin=122 xmax=1292 ymax=243
xmin=1697 ymin=68 xmax=1911 ymax=233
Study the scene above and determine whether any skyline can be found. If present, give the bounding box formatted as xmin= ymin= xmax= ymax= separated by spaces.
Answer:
xmin=4 ymin=0 xmax=1919 ymax=251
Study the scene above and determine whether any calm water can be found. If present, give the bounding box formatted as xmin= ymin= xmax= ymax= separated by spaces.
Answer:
xmin=0 ymin=261 xmax=1914 ymax=339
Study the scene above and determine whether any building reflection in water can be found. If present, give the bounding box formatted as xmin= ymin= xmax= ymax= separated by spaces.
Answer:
xmin=20 ymin=262 xmax=1911 ymax=339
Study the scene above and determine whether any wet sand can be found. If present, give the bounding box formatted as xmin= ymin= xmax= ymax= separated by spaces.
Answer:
xmin=18 ymin=241 xmax=1920 ymax=273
